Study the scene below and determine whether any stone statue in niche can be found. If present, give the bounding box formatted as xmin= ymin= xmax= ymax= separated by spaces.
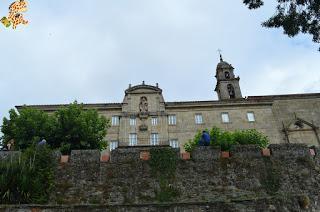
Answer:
xmin=227 ymin=84 xmax=235 ymax=99
xmin=139 ymin=96 xmax=148 ymax=113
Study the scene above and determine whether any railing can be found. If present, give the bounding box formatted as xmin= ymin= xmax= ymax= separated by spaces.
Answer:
xmin=118 ymin=139 xmax=170 ymax=147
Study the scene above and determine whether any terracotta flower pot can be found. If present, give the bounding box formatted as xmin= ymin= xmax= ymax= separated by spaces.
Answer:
xmin=181 ymin=152 xmax=190 ymax=160
xmin=310 ymin=149 xmax=316 ymax=156
xmin=101 ymin=154 xmax=110 ymax=162
xmin=60 ymin=155 xmax=69 ymax=163
xmin=221 ymin=151 xmax=230 ymax=158
xmin=140 ymin=151 xmax=150 ymax=161
xmin=262 ymin=148 xmax=271 ymax=157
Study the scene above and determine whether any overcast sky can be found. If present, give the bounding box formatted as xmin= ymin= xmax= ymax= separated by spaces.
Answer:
xmin=0 ymin=0 xmax=319 ymax=123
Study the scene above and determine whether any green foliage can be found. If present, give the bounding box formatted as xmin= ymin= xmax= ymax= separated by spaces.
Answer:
xmin=53 ymin=101 xmax=109 ymax=154
xmin=149 ymin=148 xmax=178 ymax=178
xmin=149 ymin=148 xmax=179 ymax=202
xmin=0 ymin=145 xmax=56 ymax=204
xmin=1 ymin=108 xmax=55 ymax=150
xmin=210 ymin=127 xmax=237 ymax=151
xmin=184 ymin=131 xmax=202 ymax=153
xmin=243 ymin=0 xmax=320 ymax=51
xmin=155 ymin=176 xmax=180 ymax=202
xmin=1 ymin=101 xmax=110 ymax=154
xmin=261 ymin=158 xmax=281 ymax=195
xmin=184 ymin=126 xmax=269 ymax=152
xmin=233 ymin=129 xmax=268 ymax=148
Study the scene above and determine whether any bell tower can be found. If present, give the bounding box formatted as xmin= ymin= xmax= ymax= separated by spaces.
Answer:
xmin=215 ymin=55 xmax=242 ymax=100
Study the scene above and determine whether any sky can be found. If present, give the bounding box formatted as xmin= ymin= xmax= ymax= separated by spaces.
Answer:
xmin=0 ymin=0 xmax=319 ymax=124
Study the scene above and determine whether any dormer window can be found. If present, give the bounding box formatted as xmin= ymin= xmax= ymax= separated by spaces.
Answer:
xmin=225 ymin=71 xmax=230 ymax=79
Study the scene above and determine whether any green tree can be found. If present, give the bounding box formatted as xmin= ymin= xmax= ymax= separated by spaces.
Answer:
xmin=243 ymin=0 xmax=320 ymax=50
xmin=1 ymin=108 xmax=55 ymax=150
xmin=53 ymin=101 xmax=109 ymax=154
xmin=1 ymin=101 xmax=110 ymax=153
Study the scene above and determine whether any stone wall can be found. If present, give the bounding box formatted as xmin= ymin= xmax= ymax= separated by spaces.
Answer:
xmin=54 ymin=144 xmax=320 ymax=211
xmin=1 ymin=144 xmax=320 ymax=211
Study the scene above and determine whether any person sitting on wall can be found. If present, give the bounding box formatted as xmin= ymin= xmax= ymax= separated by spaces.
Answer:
xmin=38 ymin=139 xmax=47 ymax=146
xmin=199 ymin=130 xmax=211 ymax=146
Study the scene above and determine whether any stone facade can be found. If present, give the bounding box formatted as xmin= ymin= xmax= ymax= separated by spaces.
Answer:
xmin=16 ymin=59 xmax=320 ymax=152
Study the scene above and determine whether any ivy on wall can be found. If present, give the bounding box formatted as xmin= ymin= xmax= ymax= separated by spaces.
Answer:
xmin=149 ymin=148 xmax=179 ymax=202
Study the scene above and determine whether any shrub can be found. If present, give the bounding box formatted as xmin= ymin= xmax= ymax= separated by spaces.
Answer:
xmin=233 ymin=129 xmax=268 ymax=148
xmin=0 ymin=145 xmax=56 ymax=204
xmin=184 ymin=131 xmax=201 ymax=153
xmin=184 ymin=126 xmax=269 ymax=152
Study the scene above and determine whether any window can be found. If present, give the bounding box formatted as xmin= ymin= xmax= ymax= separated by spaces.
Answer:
xmin=225 ymin=71 xmax=230 ymax=79
xmin=221 ymin=113 xmax=230 ymax=123
xmin=195 ymin=114 xmax=203 ymax=124
xmin=109 ymin=141 xmax=119 ymax=151
xmin=129 ymin=133 xmax=137 ymax=146
xmin=150 ymin=133 xmax=159 ymax=145
xmin=111 ymin=116 xmax=120 ymax=126
xmin=168 ymin=115 xmax=176 ymax=125
xmin=151 ymin=117 xmax=158 ymax=126
xmin=227 ymin=84 xmax=235 ymax=99
xmin=129 ymin=117 xmax=136 ymax=126
xmin=247 ymin=112 xmax=255 ymax=122
xmin=169 ymin=139 xmax=179 ymax=148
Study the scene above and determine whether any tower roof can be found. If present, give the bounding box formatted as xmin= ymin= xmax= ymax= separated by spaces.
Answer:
xmin=217 ymin=54 xmax=234 ymax=69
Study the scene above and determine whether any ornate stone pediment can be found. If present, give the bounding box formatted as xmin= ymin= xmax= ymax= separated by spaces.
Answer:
xmin=122 ymin=83 xmax=166 ymax=114
xmin=286 ymin=117 xmax=317 ymax=132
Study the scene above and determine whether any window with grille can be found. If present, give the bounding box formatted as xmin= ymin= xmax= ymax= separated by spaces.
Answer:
xmin=150 ymin=133 xmax=159 ymax=145
xmin=221 ymin=113 xmax=230 ymax=123
xmin=195 ymin=114 xmax=203 ymax=124
xmin=129 ymin=133 xmax=137 ymax=146
xmin=247 ymin=112 xmax=255 ymax=122
xmin=168 ymin=115 xmax=176 ymax=125
xmin=169 ymin=139 xmax=179 ymax=148
xmin=151 ymin=117 xmax=158 ymax=126
xmin=111 ymin=116 xmax=120 ymax=126
xmin=110 ymin=141 xmax=119 ymax=151
xmin=129 ymin=117 xmax=136 ymax=126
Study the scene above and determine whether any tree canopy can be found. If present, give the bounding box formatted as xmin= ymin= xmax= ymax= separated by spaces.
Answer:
xmin=243 ymin=0 xmax=320 ymax=50
xmin=1 ymin=101 xmax=110 ymax=153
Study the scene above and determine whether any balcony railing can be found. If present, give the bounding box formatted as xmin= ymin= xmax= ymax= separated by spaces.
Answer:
xmin=118 ymin=139 xmax=170 ymax=147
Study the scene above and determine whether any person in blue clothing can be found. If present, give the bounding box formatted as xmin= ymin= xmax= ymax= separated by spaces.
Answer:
xmin=199 ymin=130 xmax=211 ymax=146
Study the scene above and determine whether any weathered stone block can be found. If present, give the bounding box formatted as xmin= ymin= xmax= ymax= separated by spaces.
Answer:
xmin=70 ymin=150 xmax=100 ymax=164
xmin=111 ymin=147 xmax=142 ymax=163
xmin=111 ymin=146 xmax=178 ymax=163
xmin=230 ymin=145 xmax=261 ymax=159
xmin=191 ymin=146 xmax=220 ymax=161
xmin=269 ymin=143 xmax=310 ymax=159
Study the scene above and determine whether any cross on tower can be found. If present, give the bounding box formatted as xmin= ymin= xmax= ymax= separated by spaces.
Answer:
xmin=217 ymin=49 xmax=223 ymax=62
